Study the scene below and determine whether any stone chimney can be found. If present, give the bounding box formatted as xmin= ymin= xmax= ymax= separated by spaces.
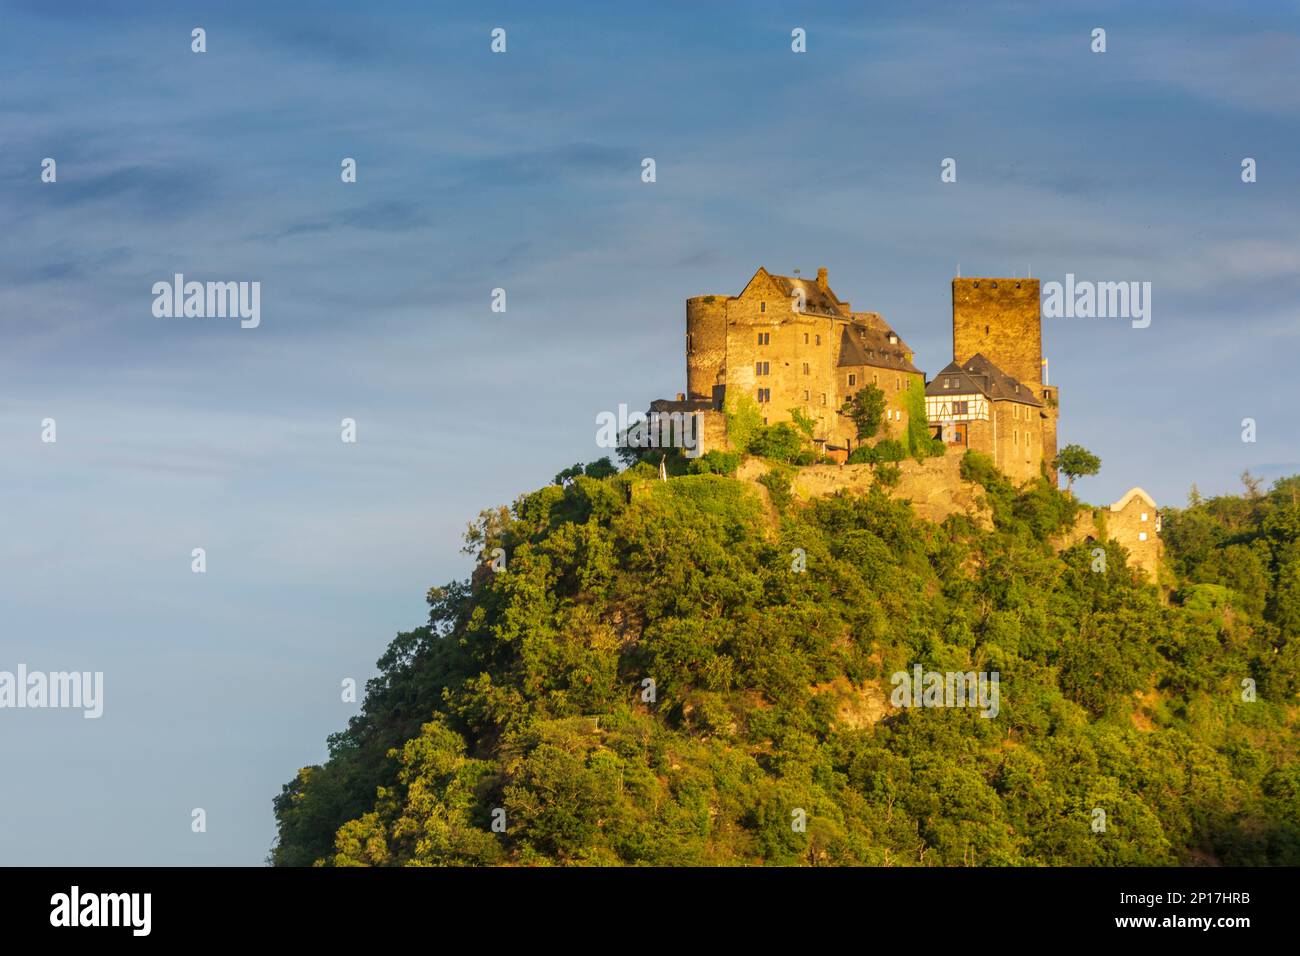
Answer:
xmin=816 ymin=267 xmax=829 ymax=291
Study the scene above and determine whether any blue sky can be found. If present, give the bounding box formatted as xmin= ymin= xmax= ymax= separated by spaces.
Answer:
xmin=2 ymin=0 xmax=1298 ymax=864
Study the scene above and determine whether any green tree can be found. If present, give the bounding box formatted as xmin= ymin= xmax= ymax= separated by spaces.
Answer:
xmin=902 ymin=379 xmax=944 ymax=460
xmin=1053 ymin=444 xmax=1101 ymax=491
xmin=840 ymin=384 xmax=887 ymax=443
xmin=724 ymin=393 xmax=764 ymax=453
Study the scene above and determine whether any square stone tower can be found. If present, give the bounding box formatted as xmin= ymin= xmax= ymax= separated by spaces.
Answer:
xmin=951 ymin=277 xmax=1058 ymax=481
xmin=952 ymin=277 xmax=1041 ymax=387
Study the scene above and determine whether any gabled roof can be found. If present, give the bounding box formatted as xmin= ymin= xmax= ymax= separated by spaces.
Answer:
xmin=739 ymin=267 xmax=847 ymax=316
xmin=769 ymin=274 xmax=845 ymax=315
xmin=925 ymin=353 xmax=1042 ymax=405
xmin=1111 ymin=487 xmax=1157 ymax=512
xmin=837 ymin=324 xmax=920 ymax=374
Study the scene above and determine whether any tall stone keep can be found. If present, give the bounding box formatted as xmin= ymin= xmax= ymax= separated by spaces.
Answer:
xmin=950 ymin=277 xmax=1058 ymax=480
xmin=952 ymin=277 xmax=1041 ymax=387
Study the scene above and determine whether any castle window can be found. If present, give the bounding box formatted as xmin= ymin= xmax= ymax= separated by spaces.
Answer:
xmin=1138 ymin=531 xmax=1148 ymax=542
xmin=873 ymin=373 xmax=878 ymax=385
xmin=954 ymin=401 xmax=968 ymax=415
xmin=757 ymin=388 xmax=771 ymax=403
xmin=757 ymin=332 xmax=770 ymax=345
xmin=803 ymin=390 xmax=810 ymax=401
xmin=895 ymin=377 xmax=901 ymax=391
xmin=803 ymin=362 xmax=810 ymax=375
xmin=1014 ymin=429 xmax=1019 ymax=445
xmin=760 ymin=302 xmax=766 ymax=313
xmin=1140 ymin=513 xmax=1148 ymax=522
xmin=755 ymin=361 xmax=769 ymax=376
xmin=803 ymin=333 xmax=809 ymax=344
xmin=848 ymin=373 xmax=857 ymax=387
xmin=820 ymin=393 xmax=827 ymax=406
xmin=815 ymin=334 xmax=821 ymax=346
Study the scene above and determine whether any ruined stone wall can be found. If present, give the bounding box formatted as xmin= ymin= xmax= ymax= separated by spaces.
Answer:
xmin=1055 ymin=491 xmax=1162 ymax=581
xmin=1106 ymin=494 xmax=1162 ymax=581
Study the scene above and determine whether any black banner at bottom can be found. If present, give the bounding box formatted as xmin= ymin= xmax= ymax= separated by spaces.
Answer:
xmin=0 ymin=866 xmax=1279 ymax=942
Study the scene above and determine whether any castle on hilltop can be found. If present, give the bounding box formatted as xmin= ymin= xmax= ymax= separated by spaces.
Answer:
xmin=653 ymin=267 xmax=1057 ymax=479
xmin=649 ymin=266 xmax=1162 ymax=579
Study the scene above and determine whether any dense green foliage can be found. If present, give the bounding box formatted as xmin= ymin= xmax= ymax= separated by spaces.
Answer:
xmin=748 ymin=423 xmax=807 ymax=463
xmin=554 ymin=457 xmax=618 ymax=485
xmin=687 ymin=449 xmax=742 ymax=476
xmin=272 ymin=465 xmax=1300 ymax=867
xmin=847 ymin=444 xmax=876 ymax=465
xmin=902 ymin=379 xmax=945 ymax=460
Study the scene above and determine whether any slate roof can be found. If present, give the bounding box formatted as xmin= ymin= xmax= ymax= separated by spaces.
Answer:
xmin=924 ymin=353 xmax=1042 ymax=405
xmin=837 ymin=324 xmax=921 ymax=375
xmin=766 ymin=273 xmax=846 ymax=315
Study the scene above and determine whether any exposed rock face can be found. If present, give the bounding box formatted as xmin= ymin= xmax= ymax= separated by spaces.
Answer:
xmin=737 ymin=454 xmax=993 ymax=530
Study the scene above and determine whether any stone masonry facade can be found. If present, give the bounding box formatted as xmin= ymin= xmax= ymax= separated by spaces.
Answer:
xmin=648 ymin=266 xmax=1159 ymax=578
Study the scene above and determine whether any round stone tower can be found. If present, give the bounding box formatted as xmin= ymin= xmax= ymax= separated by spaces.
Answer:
xmin=686 ymin=295 xmax=728 ymax=402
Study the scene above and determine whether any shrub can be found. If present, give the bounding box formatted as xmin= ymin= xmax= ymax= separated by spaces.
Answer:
xmin=724 ymin=394 xmax=764 ymax=454
xmin=847 ymin=444 xmax=878 ymax=465
xmin=758 ymin=466 xmax=795 ymax=511
xmin=874 ymin=439 xmax=906 ymax=462
xmin=687 ymin=449 xmax=742 ymax=476
xmin=748 ymin=422 xmax=806 ymax=463
xmin=873 ymin=463 xmax=902 ymax=487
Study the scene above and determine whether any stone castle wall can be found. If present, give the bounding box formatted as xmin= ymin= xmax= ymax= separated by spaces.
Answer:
xmin=1054 ymin=489 xmax=1162 ymax=581
xmin=693 ymin=272 xmax=923 ymax=452
xmin=737 ymin=453 xmax=992 ymax=529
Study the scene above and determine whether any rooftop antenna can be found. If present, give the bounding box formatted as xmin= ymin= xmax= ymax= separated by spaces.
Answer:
xmin=956 ymin=263 xmax=961 ymax=278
